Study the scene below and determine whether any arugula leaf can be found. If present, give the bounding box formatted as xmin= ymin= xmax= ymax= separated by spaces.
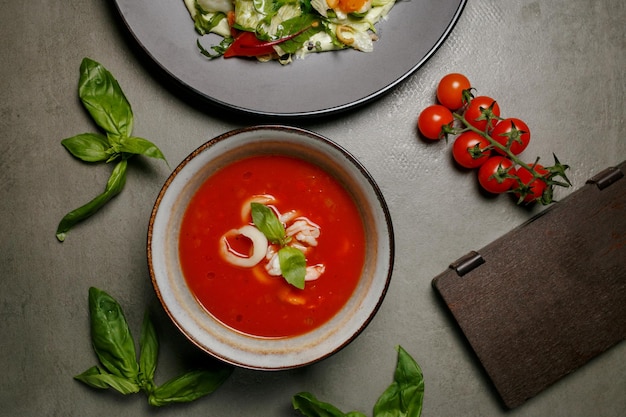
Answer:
xmin=276 ymin=14 xmax=324 ymax=54
xmin=279 ymin=246 xmax=307 ymax=289
xmin=251 ymin=202 xmax=287 ymax=245
xmin=299 ymin=0 xmax=313 ymax=13
xmin=197 ymin=37 xmax=233 ymax=59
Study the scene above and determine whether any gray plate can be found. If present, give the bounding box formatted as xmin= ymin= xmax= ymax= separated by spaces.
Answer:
xmin=113 ymin=0 xmax=467 ymax=117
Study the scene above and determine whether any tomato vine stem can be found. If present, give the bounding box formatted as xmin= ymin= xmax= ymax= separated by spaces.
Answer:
xmin=453 ymin=113 xmax=532 ymax=172
xmin=427 ymin=74 xmax=571 ymax=205
xmin=452 ymin=112 xmax=571 ymax=204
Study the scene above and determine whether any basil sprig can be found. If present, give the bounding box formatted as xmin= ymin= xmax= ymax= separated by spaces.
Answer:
xmin=56 ymin=58 xmax=167 ymax=242
xmin=250 ymin=202 xmax=307 ymax=289
xmin=292 ymin=346 xmax=425 ymax=417
xmin=75 ymin=287 xmax=233 ymax=406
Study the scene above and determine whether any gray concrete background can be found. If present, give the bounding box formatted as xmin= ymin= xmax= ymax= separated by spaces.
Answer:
xmin=1 ymin=0 xmax=624 ymax=416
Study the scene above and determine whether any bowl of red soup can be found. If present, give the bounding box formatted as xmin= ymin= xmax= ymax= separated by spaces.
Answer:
xmin=148 ymin=125 xmax=394 ymax=370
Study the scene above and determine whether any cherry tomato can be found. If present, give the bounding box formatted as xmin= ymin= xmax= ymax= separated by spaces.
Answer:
xmin=417 ymin=104 xmax=454 ymax=140
xmin=452 ymin=131 xmax=492 ymax=168
xmin=491 ymin=118 xmax=530 ymax=155
xmin=477 ymin=156 xmax=516 ymax=194
xmin=515 ymin=164 xmax=549 ymax=203
xmin=464 ymin=96 xmax=501 ymax=131
xmin=437 ymin=73 xmax=471 ymax=110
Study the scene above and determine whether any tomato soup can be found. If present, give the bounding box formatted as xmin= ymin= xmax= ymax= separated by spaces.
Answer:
xmin=179 ymin=154 xmax=366 ymax=338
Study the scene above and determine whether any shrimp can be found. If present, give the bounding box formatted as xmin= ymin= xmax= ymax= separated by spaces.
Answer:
xmin=286 ymin=217 xmax=321 ymax=247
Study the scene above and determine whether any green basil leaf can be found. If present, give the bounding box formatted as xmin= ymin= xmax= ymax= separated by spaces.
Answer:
xmin=78 ymin=58 xmax=134 ymax=139
xmin=74 ymin=365 xmax=140 ymax=394
xmin=251 ymin=202 xmax=286 ymax=244
xmin=139 ymin=311 xmax=158 ymax=390
xmin=279 ymin=246 xmax=306 ymax=289
xmin=75 ymin=366 xmax=111 ymax=389
xmin=56 ymin=159 xmax=127 ymax=241
xmin=61 ymin=133 xmax=111 ymax=162
xmin=372 ymin=346 xmax=424 ymax=417
xmin=148 ymin=367 xmax=233 ymax=407
xmin=119 ymin=136 xmax=167 ymax=162
xmin=87 ymin=287 xmax=140 ymax=381
xmin=292 ymin=392 xmax=367 ymax=417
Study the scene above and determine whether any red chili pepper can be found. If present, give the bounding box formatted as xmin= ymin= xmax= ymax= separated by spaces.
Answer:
xmin=224 ymin=31 xmax=277 ymax=58
xmin=223 ymin=21 xmax=320 ymax=59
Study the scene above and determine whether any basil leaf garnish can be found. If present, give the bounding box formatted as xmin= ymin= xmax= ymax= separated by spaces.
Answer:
xmin=61 ymin=133 xmax=111 ymax=162
xmin=87 ymin=287 xmax=139 ymax=380
xmin=279 ymin=246 xmax=307 ymax=289
xmin=148 ymin=368 xmax=233 ymax=406
xmin=56 ymin=159 xmax=127 ymax=242
xmin=250 ymin=202 xmax=310 ymax=288
xmin=373 ymin=346 xmax=425 ymax=417
xmin=250 ymin=202 xmax=287 ymax=245
xmin=78 ymin=58 xmax=133 ymax=139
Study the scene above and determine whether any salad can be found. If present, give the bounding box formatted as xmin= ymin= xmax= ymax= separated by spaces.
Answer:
xmin=183 ymin=0 xmax=397 ymax=64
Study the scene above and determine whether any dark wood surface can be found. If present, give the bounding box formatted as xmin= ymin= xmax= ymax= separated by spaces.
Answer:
xmin=433 ymin=162 xmax=626 ymax=409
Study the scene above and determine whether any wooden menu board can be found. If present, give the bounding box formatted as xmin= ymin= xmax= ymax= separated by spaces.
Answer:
xmin=432 ymin=161 xmax=626 ymax=409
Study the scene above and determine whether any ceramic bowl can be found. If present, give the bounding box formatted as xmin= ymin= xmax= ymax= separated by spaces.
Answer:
xmin=147 ymin=125 xmax=394 ymax=370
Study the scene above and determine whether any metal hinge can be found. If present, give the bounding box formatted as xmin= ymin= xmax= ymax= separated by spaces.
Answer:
xmin=450 ymin=250 xmax=485 ymax=276
xmin=587 ymin=166 xmax=624 ymax=190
